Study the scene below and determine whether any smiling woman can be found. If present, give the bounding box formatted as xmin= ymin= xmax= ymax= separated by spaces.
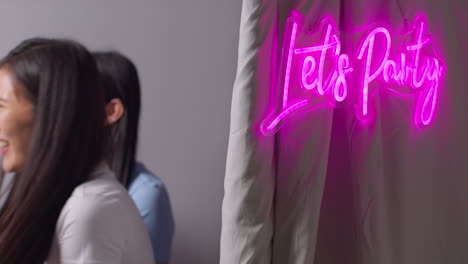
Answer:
xmin=0 ymin=68 xmax=34 ymax=172
xmin=0 ymin=38 xmax=154 ymax=264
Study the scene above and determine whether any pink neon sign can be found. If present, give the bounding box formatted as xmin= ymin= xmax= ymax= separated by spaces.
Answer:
xmin=260 ymin=15 xmax=444 ymax=136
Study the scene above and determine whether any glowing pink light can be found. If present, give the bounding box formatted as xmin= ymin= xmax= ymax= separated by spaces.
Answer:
xmin=301 ymin=56 xmax=317 ymax=90
xmin=260 ymin=99 xmax=310 ymax=136
xmin=317 ymin=24 xmax=334 ymax=95
xmin=296 ymin=24 xmax=344 ymax=96
xmin=385 ymin=53 xmax=410 ymax=86
xmin=332 ymin=34 xmax=341 ymax=56
xmin=260 ymin=15 xmax=445 ymax=136
xmin=418 ymin=58 xmax=443 ymax=126
xmin=334 ymin=54 xmax=353 ymax=102
xmin=282 ymin=21 xmax=298 ymax=108
xmin=260 ymin=16 xmax=308 ymax=136
xmin=383 ymin=60 xmax=397 ymax=82
xmin=407 ymin=21 xmax=431 ymax=88
xmin=294 ymin=40 xmax=339 ymax=54
xmin=357 ymin=27 xmax=391 ymax=117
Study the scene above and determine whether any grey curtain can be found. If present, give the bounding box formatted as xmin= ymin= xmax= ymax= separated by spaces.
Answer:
xmin=221 ymin=0 xmax=468 ymax=263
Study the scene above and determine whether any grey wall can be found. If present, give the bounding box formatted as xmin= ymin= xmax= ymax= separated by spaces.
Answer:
xmin=0 ymin=1 xmax=241 ymax=263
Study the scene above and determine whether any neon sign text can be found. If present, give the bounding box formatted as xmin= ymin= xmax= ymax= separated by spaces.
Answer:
xmin=260 ymin=15 xmax=444 ymax=136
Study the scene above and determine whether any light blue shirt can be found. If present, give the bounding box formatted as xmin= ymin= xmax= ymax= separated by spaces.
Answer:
xmin=128 ymin=162 xmax=175 ymax=262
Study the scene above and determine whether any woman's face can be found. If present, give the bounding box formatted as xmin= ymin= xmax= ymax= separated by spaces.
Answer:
xmin=0 ymin=67 xmax=34 ymax=173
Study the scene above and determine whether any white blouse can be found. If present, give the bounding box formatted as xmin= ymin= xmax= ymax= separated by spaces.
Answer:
xmin=46 ymin=163 xmax=155 ymax=264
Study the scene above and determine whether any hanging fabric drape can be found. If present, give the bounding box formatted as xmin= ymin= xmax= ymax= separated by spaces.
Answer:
xmin=221 ymin=0 xmax=468 ymax=263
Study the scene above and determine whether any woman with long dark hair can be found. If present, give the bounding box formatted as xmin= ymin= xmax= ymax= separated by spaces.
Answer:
xmin=0 ymin=38 xmax=154 ymax=264
xmin=94 ymin=51 xmax=174 ymax=264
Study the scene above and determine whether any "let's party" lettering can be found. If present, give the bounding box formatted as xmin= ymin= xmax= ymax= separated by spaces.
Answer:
xmin=260 ymin=14 xmax=444 ymax=136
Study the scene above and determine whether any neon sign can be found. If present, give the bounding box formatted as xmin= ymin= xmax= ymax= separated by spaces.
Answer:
xmin=260 ymin=14 xmax=444 ymax=136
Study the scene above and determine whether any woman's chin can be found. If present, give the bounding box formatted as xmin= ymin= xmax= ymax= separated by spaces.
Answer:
xmin=2 ymin=158 xmax=16 ymax=173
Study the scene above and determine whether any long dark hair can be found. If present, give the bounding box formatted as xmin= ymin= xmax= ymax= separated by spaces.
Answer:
xmin=0 ymin=38 xmax=108 ymax=264
xmin=93 ymin=51 xmax=141 ymax=187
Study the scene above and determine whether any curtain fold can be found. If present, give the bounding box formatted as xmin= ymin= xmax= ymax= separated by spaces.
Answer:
xmin=221 ymin=0 xmax=468 ymax=263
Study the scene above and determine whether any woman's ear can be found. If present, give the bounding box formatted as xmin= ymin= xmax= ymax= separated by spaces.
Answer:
xmin=105 ymin=98 xmax=124 ymax=126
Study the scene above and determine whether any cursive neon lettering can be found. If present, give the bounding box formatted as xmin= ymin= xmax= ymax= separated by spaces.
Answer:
xmin=260 ymin=15 xmax=444 ymax=136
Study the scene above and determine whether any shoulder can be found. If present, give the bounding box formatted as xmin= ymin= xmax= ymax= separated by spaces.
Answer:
xmin=128 ymin=162 xmax=172 ymax=218
xmin=129 ymin=162 xmax=167 ymax=194
xmin=49 ymin=163 xmax=155 ymax=263
xmin=61 ymin=180 xmax=126 ymax=221
xmin=56 ymin=164 xmax=135 ymax=238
